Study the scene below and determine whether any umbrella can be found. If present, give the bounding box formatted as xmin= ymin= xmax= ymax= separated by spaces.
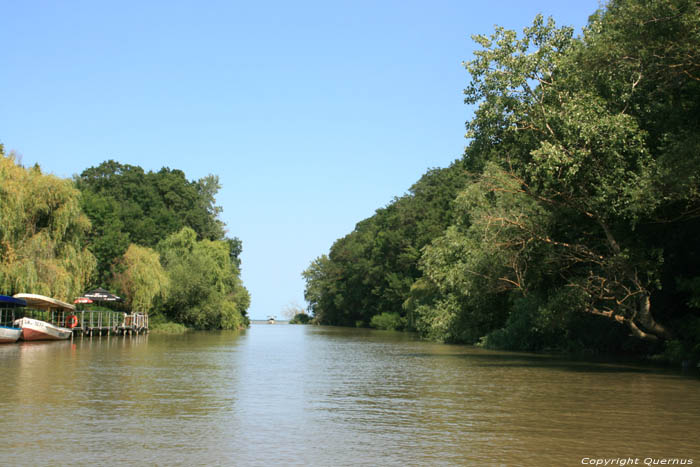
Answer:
xmin=81 ymin=288 xmax=122 ymax=302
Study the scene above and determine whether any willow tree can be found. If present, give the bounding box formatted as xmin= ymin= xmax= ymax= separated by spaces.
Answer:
xmin=158 ymin=227 xmax=250 ymax=329
xmin=112 ymin=244 xmax=169 ymax=313
xmin=0 ymin=147 xmax=96 ymax=300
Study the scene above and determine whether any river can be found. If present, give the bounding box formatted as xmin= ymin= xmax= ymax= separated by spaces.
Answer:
xmin=0 ymin=324 xmax=697 ymax=466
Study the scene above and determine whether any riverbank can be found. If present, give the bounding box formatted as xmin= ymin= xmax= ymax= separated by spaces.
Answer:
xmin=295 ymin=320 xmax=700 ymax=372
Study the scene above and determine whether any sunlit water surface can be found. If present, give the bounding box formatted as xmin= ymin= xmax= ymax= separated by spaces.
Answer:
xmin=1 ymin=325 xmax=698 ymax=466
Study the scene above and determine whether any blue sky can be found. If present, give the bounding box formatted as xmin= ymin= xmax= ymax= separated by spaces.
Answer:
xmin=1 ymin=0 xmax=599 ymax=319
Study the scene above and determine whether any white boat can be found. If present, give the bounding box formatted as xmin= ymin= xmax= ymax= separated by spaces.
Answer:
xmin=0 ymin=295 xmax=26 ymax=343
xmin=13 ymin=317 xmax=72 ymax=341
xmin=0 ymin=325 xmax=22 ymax=343
xmin=12 ymin=293 xmax=77 ymax=341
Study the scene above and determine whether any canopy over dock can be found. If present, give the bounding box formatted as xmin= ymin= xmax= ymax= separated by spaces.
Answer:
xmin=13 ymin=293 xmax=75 ymax=312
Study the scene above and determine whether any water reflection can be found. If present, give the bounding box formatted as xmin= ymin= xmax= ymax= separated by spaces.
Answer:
xmin=0 ymin=325 xmax=698 ymax=465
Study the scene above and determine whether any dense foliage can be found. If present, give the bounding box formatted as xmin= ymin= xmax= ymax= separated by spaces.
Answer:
xmin=0 ymin=147 xmax=96 ymax=301
xmin=0 ymin=149 xmax=249 ymax=329
xmin=303 ymin=164 xmax=470 ymax=327
xmin=304 ymin=0 xmax=700 ymax=360
xmin=289 ymin=312 xmax=312 ymax=324
xmin=75 ymin=160 xmax=228 ymax=283
xmin=74 ymin=161 xmax=250 ymax=329
xmin=156 ymin=227 xmax=250 ymax=330
xmin=112 ymin=244 xmax=168 ymax=314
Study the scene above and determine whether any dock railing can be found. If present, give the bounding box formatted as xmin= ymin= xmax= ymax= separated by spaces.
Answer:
xmin=73 ymin=310 xmax=149 ymax=336
xmin=117 ymin=312 xmax=149 ymax=335
xmin=77 ymin=310 xmax=126 ymax=336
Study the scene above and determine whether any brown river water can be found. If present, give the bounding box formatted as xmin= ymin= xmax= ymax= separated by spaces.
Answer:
xmin=1 ymin=324 xmax=698 ymax=466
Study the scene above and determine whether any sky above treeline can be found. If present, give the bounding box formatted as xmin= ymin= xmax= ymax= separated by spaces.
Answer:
xmin=1 ymin=0 xmax=599 ymax=319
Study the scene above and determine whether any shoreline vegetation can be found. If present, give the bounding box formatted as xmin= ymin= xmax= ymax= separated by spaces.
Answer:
xmin=303 ymin=0 xmax=700 ymax=366
xmin=3 ymin=0 xmax=699 ymax=368
xmin=0 ymin=154 xmax=250 ymax=331
xmin=149 ymin=321 xmax=190 ymax=335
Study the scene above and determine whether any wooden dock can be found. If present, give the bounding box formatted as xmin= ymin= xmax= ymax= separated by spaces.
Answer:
xmin=3 ymin=308 xmax=149 ymax=337
xmin=72 ymin=310 xmax=149 ymax=336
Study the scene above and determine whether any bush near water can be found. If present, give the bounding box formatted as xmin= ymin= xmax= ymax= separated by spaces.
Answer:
xmin=303 ymin=0 xmax=700 ymax=362
xmin=0 ymin=151 xmax=249 ymax=330
xmin=370 ymin=312 xmax=406 ymax=331
xmin=289 ymin=312 xmax=312 ymax=325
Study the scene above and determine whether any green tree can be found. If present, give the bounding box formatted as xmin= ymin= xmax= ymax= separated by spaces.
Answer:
xmin=462 ymin=2 xmax=700 ymax=341
xmin=158 ymin=228 xmax=250 ymax=329
xmin=416 ymin=0 xmax=700 ymax=347
xmin=307 ymin=0 xmax=700 ymax=356
xmin=76 ymin=160 xmax=234 ymax=282
xmin=0 ymin=147 xmax=96 ymax=300
xmin=80 ymin=189 xmax=131 ymax=284
xmin=112 ymin=244 xmax=169 ymax=313
xmin=302 ymin=163 xmax=470 ymax=327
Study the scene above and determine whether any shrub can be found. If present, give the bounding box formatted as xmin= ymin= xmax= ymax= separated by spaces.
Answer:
xmin=289 ymin=312 xmax=311 ymax=324
xmin=369 ymin=312 xmax=406 ymax=331
xmin=150 ymin=321 xmax=189 ymax=334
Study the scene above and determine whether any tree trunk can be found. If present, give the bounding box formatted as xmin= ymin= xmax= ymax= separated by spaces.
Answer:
xmin=623 ymin=317 xmax=659 ymax=342
xmin=634 ymin=294 xmax=672 ymax=340
xmin=598 ymin=219 xmax=671 ymax=341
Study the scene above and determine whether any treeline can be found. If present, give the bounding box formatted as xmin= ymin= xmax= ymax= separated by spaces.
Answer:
xmin=304 ymin=0 xmax=700 ymax=361
xmin=0 ymin=153 xmax=249 ymax=329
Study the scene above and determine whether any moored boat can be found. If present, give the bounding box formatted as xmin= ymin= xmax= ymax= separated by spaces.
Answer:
xmin=0 ymin=295 xmax=26 ymax=344
xmin=12 ymin=293 xmax=76 ymax=341
xmin=0 ymin=325 xmax=22 ymax=343
xmin=12 ymin=317 xmax=73 ymax=341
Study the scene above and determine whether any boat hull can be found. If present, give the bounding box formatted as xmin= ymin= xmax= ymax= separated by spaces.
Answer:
xmin=0 ymin=325 xmax=22 ymax=343
xmin=13 ymin=318 xmax=72 ymax=341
